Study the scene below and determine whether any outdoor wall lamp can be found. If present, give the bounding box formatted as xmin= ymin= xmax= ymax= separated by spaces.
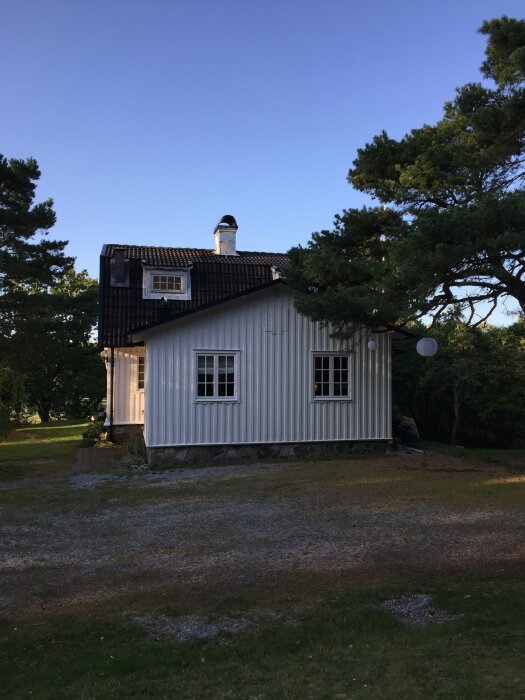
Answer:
xmin=416 ymin=337 xmax=438 ymax=357
xmin=368 ymin=333 xmax=439 ymax=356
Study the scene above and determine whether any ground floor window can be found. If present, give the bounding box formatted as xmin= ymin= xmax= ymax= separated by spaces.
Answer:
xmin=196 ymin=353 xmax=236 ymax=399
xmin=313 ymin=354 xmax=350 ymax=399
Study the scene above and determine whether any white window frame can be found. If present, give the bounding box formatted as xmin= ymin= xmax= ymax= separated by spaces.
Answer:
xmin=312 ymin=353 xmax=352 ymax=401
xmin=194 ymin=351 xmax=239 ymax=402
xmin=142 ymin=267 xmax=192 ymax=300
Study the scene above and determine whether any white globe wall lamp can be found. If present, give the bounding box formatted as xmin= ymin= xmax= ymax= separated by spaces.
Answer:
xmin=416 ymin=337 xmax=438 ymax=357
xmin=367 ymin=334 xmax=438 ymax=356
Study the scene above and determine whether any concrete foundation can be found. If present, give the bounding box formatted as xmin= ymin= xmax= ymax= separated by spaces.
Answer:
xmin=147 ymin=439 xmax=391 ymax=467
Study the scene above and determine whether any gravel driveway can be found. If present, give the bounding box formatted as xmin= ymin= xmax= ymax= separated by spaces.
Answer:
xmin=1 ymin=456 xmax=524 ymax=616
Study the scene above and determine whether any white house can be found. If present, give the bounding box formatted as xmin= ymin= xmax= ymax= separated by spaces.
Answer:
xmin=98 ymin=216 xmax=391 ymax=464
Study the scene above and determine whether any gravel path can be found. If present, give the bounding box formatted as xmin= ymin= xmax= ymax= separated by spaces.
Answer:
xmin=1 ymin=457 xmax=524 ymax=615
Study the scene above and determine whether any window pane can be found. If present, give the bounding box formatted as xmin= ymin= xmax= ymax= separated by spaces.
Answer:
xmin=314 ymin=355 xmax=331 ymax=396
xmin=164 ymin=276 xmax=183 ymax=291
xmin=218 ymin=354 xmax=235 ymax=397
xmin=333 ymin=355 xmax=349 ymax=397
xmin=197 ymin=355 xmax=215 ymax=397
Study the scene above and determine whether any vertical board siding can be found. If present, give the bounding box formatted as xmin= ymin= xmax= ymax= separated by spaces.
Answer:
xmin=145 ymin=287 xmax=391 ymax=447
xmin=110 ymin=347 xmax=145 ymax=424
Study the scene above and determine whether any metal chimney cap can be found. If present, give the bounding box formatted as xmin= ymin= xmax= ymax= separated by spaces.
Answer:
xmin=216 ymin=214 xmax=238 ymax=229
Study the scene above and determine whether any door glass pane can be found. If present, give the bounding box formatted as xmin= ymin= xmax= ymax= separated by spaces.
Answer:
xmin=138 ymin=356 xmax=145 ymax=390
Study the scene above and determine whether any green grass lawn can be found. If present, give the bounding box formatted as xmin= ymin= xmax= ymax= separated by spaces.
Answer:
xmin=1 ymin=577 xmax=524 ymax=699
xmin=0 ymin=420 xmax=89 ymax=479
xmin=421 ymin=440 xmax=525 ymax=469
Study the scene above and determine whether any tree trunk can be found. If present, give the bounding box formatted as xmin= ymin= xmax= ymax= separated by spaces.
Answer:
xmin=36 ymin=402 xmax=51 ymax=423
xmin=450 ymin=381 xmax=461 ymax=446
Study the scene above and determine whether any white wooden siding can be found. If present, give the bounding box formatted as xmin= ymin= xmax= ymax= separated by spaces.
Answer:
xmin=143 ymin=286 xmax=391 ymax=447
xmin=105 ymin=347 xmax=145 ymax=425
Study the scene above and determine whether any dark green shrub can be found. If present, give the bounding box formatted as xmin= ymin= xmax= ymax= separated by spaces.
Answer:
xmin=82 ymin=422 xmax=104 ymax=447
xmin=0 ymin=405 xmax=9 ymax=439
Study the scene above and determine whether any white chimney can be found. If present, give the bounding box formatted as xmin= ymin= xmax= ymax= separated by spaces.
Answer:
xmin=214 ymin=215 xmax=239 ymax=256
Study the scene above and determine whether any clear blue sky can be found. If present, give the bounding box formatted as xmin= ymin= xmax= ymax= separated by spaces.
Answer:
xmin=2 ymin=0 xmax=523 ymax=321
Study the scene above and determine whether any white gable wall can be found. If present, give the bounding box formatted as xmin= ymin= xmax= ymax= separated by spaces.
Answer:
xmin=143 ymin=286 xmax=391 ymax=448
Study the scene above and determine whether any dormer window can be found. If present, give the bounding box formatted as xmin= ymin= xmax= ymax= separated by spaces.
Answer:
xmin=142 ymin=267 xmax=192 ymax=300
xmin=152 ymin=274 xmax=183 ymax=293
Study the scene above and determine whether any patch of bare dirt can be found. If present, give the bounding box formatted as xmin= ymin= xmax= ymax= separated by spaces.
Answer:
xmin=381 ymin=594 xmax=462 ymax=625
xmin=128 ymin=608 xmax=288 ymax=642
xmin=72 ymin=446 xmax=123 ymax=472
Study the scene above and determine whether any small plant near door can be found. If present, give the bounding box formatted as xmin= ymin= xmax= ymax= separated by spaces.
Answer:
xmin=81 ymin=422 xmax=106 ymax=447
xmin=121 ymin=430 xmax=148 ymax=469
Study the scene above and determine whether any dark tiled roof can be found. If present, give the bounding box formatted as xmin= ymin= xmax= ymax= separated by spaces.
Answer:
xmin=104 ymin=244 xmax=289 ymax=268
xmin=99 ymin=245 xmax=289 ymax=347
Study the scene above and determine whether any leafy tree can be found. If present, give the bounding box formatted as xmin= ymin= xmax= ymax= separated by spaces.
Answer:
xmin=7 ymin=269 xmax=105 ymax=422
xmin=0 ymin=365 xmax=25 ymax=437
xmin=473 ymin=320 xmax=525 ymax=446
xmin=288 ymin=17 xmax=525 ymax=329
xmin=417 ymin=320 xmax=486 ymax=446
xmin=0 ymin=365 xmax=25 ymax=413
xmin=1 ymin=156 xmax=103 ymax=422
xmin=393 ymin=319 xmax=525 ymax=447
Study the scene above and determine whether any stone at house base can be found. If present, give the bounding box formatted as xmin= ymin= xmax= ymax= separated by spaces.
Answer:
xmin=147 ymin=440 xmax=391 ymax=466
xmin=110 ymin=424 xmax=144 ymax=443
